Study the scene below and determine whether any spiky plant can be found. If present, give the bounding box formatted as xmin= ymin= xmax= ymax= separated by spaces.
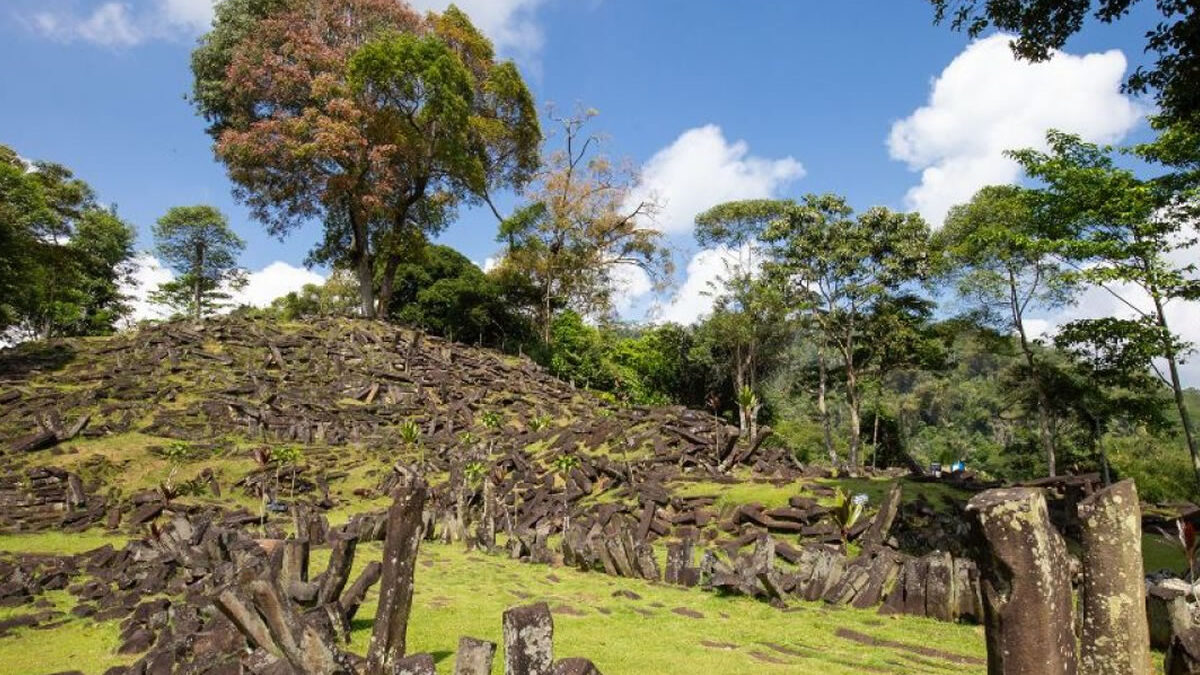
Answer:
xmin=832 ymin=488 xmax=867 ymax=553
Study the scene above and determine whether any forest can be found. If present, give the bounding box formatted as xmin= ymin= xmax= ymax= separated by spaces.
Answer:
xmin=2 ymin=0 xmax=1199 ymax=502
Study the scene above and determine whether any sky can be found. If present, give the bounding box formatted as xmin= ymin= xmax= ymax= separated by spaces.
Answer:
xmin=2 ymin=0 xmax=1195 ymax=381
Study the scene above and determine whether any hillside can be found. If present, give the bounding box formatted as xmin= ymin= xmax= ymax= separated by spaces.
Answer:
xmin=0 ymin=317 xmax=997 ymax=673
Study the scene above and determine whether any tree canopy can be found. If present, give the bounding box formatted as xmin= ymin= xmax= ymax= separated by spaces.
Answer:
xmin=192 ymin=0 xmax=540 ymax=318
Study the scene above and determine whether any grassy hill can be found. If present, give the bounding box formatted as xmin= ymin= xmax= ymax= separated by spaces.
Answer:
xmin=0 ymin=316 xmax=1122 ymax=673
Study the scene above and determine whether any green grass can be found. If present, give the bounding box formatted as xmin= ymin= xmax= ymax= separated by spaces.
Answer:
xmin=670 ymin=479 xmax=800 ymax=511
xmin=335 ymin=541 xmax=986 ymax=674
xmin=0 ymin=531 xmax=127 ymax=556
xmin=1143 ymin=533 xmax=1188 ymax=574
xmin=0 ymin=590 xmax=130 ymax=674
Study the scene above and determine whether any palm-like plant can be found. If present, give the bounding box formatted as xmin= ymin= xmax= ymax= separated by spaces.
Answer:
xmin=271 ymin=445 xmax=303 ymax=499
xmin=464 ymin=460 xmax=488 ymax=485
xmin=551 ymin=453 xmax=581 ymax=532
xmin=479 ymin=411 xmax=503 ymax=430
xmin=397 ymin=419 xmax=425 ymax=465
xmin=831 ymin=488 xmax=868 ymax=553
xmin=528 ymin=414 xmax=553 ymax=432
xmin=736 ymin=385 xmax=761 ymax=440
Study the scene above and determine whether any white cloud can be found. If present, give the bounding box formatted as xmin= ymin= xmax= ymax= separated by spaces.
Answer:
xmin=628 ymin=125 xmax=804 ymax=235
xmin=28 ymin=0 xmax=213 ymax=46
xmin=888 ymin=33 xmax=1145 ymax=227
xmin=161 ymin=0 xmax=214 ymax=30
xmin=407 ymin=0 xmax=549 ymax=57
xmin=32 ymin=2 xmax=145 ymax=47
xmin=610 ymin=264 xmax=652 ymax=314
xmin=654 ymin=244 xmax=758 ymax=325
xmin=28 ymin=0 xmax=546 ymax=52
xmin=238 ymin=261 xmax=325 ymax=308
xmin=123 ymin=256 xmax=324 ymax=321
xmin=123 ymin=253 xmax=175 ymax=323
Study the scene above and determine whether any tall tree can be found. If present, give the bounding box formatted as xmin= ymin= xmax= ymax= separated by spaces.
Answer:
xmin=0 ymin=146 xmax=136 ymax=338
xmin=497 ymin=109 xmax=670 ymax=344
xmin=192 ymin=1 xmax=539 ymax=318
xmin=928 ymin=0 xmax=1200 ymax=128
xmin=693 ymin=199 xmax=794 ymax=441
xmin=1013 ymin=130 xmax=1200 ymax=487
xmin=1053 ymin=317 xmax=1172 ymax=483
xmin=937 ymin=184 xmax=1077 ymax=476
xmin=765 ymin=195 xmax=931 ymax=467
xmin=151 ymin=206 xmax=246 ymax=321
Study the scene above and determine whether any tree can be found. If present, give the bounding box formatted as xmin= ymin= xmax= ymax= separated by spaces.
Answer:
xmin=1053 ymin=317 xmax=1172 ymax=483
xmin=496 ymin=109 xmax=671 ymax=344
xmin=0 ymin=145 xmax=136 ymax=338
xmin=151 ymin=205 xmax=246 ymax=321
xmin=269 ymin=269 xmax=361 ymax=320
xmin=928 ymin=0 xmax=1200 ymax=128
xmin=693 ymin=199 xmax=795 ymax=441
xmin=1012 ymin=130 xmax=1200 ymax=487
xmin=937 ymin=184 xmax=1077 ymax=476
xmin=386 ymin=243 xmax=535 ymax=348
xmin=192 ymin=1 xmax=540 ymax=318
xmin=765 ymin=195 xmax=931 ymax=467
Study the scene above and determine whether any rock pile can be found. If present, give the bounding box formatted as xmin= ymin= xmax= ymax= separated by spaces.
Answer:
xmin=0 ymin=466 xmax=106 ymax=533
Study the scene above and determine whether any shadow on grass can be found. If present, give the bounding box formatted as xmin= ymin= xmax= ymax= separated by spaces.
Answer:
xmin=0 ymin=341 xmax=76 ymax=380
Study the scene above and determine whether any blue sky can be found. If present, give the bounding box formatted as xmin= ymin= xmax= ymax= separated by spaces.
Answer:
xmin=6 ymin=0 xmax=1192 ymax=379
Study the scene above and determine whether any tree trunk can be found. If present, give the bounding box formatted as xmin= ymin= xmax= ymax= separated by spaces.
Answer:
xmin=193 ymin=241 xmax=205 ymax=321
xmin=846 ymin=367 xmax=861 ymax=468
xmin=1009 ymin=271 xmax=1056 ymax=477
xmin=817 ymin=342 xmax=836 ymax=466
xmin=1152 ymin=293 xmax=1200 ymax=491
xmin=349 ymin=206 xmax=375 ymax=319
xmin=733 ymin=350 xmax=748 ymax=435
xmin=871 ymin=405 xmax=881 ymax=469
xmin=377 ymin=256 xmax=401 ymax=320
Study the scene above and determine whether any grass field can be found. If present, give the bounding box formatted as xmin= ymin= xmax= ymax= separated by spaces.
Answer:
xmin=0 ymin=532 xmax=987 ymax=675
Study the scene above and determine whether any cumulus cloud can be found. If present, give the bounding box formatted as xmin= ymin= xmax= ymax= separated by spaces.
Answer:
xmin=653 ymin=244 xmax=759 ymax=325
xmin=26 ymin=0 xmax=546 ymax=53
xmin=407 ymin=0 xmax=550 ymax=56
xmin=888 ymin=33 xmax=1145 ymax=227
xmin=123 ymin=253 xmax=175 ymax=323
xmin=616 ymin=125 xmax=799 ymax=321
xmin=609 ymin=264 xmax=652 ymax=315
xmin=238 ymin=261 xmax=325 ymax=308
xmin=32 ymin=2 xmax=146 ymax=47
xmin=628 ymin=125 xmax=803 ymax=235
xmin=123 ymin=255 xmax=324 ymax=322
xmin=1028 ymin=283 xmax=1200 ymax=387
xmin=27 ymin=0 xmax=215 ymax=46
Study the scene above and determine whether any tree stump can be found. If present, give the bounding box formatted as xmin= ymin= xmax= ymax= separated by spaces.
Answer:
xmin=366 ymin=478 xmax=429 ymax=675
xmin=967 ymin=487 xmax=1077 ymax=674
xmin=1077 ymin=479 xmax=1151 ymax=675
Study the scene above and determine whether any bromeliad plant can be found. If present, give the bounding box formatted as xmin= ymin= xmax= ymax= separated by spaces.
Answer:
xmin=832 ymin=488 xmax=869 ymax=553
xmin=736 ymin=385 xmax=762 ymax=441
xmin=551 ymin=453 xmax=581 ymax=532
xmin=479 ymin=411 xmax=503 ymax=430
xmin=464 ymin=460 xmax=488 ymax=486
xmin=271 ymin=445 xmax=303 ymax=500
xmin=528 ymin=414 xmax=553 ymax=432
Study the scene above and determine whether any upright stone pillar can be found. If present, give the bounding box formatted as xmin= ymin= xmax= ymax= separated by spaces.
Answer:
xmin=1077 ymin=479 xmax=1151 ymax=675
xmin=455 ymin=636 xmax=497 ymax=675
xmin=967 ymin=487 xmax=1077 ymax=675
xmin=503 ymin=602 xmax=554 ymax=675
xmin=366 ymin=478 xmax=429 ymax=675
